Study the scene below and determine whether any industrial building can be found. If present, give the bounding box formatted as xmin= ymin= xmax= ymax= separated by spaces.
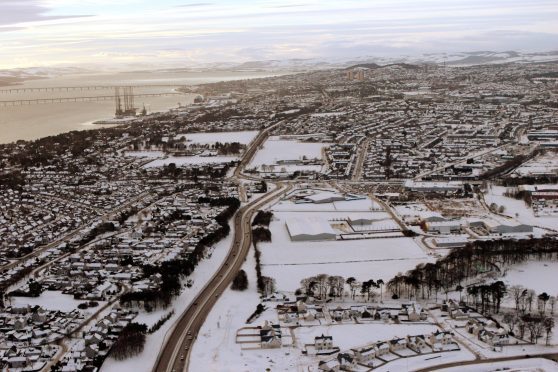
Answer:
xmin=286 ymin=217 xmax=337 ymax=242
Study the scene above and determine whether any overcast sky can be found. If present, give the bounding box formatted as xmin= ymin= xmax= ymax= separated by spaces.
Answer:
xmin=0 ymin=0 xmax=557 ymax=69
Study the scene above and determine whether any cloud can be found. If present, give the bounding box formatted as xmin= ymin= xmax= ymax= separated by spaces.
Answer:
xmin=176 ymin=2 xmax=213 ymax=8
xmin=0 ymin=0 xmax=91 ymax=26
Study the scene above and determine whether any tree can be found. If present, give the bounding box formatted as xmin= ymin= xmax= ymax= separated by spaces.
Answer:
xmin=110 ymin=323 xmax=147 ymax=360
xmin=543 ymin=317 xmax=555 ymax=346
xmin=346 ymin=277 xmax=357 ymax=300
xmin=456 ymin=285 xmax=464 ymax=303
xmin=538 ymin=292 xmax=550 ymax=315
xmin=509 ymin=285 xmax=525 ymax=313
xmin=377 ymin=279 xmax=384 ymax=303
xmin=231 ymin=270 xmax=248 ymax=291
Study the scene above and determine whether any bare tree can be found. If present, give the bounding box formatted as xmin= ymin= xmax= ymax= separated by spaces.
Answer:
xmin=544 ymin=317 xmax=555 ymax=346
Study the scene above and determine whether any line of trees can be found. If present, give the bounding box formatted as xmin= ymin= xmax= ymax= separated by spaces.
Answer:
xmin=252 ymin=210 xmax=273 ymax=226
xmin=297 ymin=274 xmax=385 ymax=302
xmin=385 ymin=238 xmax=558 ymax=304
xmin=110 ymin=323 xmax=147 ymax=360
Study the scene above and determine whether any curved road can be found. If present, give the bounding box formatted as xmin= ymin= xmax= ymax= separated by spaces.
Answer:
xmin=153 ymin=183 xmax=291 ymax=372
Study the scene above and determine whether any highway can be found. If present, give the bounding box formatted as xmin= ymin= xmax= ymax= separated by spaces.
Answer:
xmin=153 ymin=183 xmax=290 ymax=372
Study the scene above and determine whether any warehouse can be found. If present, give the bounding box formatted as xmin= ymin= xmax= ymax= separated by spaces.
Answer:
xmin=286 ymin=217 xmax=337 ymax=241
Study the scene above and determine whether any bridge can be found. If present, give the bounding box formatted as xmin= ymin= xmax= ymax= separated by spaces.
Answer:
xmin=0 ymin=92 xmax=188 ymax=107
xmin=0 ymin=84 xmax=190 ymax=94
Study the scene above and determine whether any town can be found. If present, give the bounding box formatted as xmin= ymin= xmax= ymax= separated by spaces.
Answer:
xmin=1 ymin=60 xmax=558 ymax=372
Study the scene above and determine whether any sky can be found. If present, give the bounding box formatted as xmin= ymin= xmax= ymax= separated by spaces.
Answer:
xmin=0 ymin=0 xmax=557 ymax=70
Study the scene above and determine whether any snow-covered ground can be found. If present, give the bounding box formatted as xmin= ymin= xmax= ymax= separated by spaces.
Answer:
xmin=248 ymin=136 xmax=328 ymax=173
xmin=144 ymin=154 xmax=239 ymax=167
xmin=484 ymin=185 xmax=558 ymax=231
xmin=189 ymin=244 xmax=302 ymax=371
xmin=10 ymin=290 xmax=103 ymax=313
xmin=123 ymin=150 xmax=165 ymax=159
xmin=437 ymin=358 xmax=558 ymax=372
xmin=258 ymin=196 xmax=432 ymax=291
xmin=502 ymin=261 xmax=558 ymax=295
xmin=175 ymin=130 xmax=259 ymax=145
xmin=101 ymin=218 xmax=235 ymax=372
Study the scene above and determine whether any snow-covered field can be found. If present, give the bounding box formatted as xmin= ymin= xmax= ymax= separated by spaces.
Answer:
xmin=248 ymin=136 xmax=327 ymax=172
xmin=123 ymin=150 xmax=165 ymax=159
xmin=484 ymin=185 xmax=558 ymax=231
xmin=144 ymin=154 xmax=239 ymax=167
xmin=259 ymin=196 xmax=431 ymax=291
xmin=175 ymin=130 xmax=258 ymax=145
xmin=101 ymin=218 xmax=235 ymax=372
xmin=503 ymin=261 xmax=558 ymax=294
xmin=11 ymin=290 xmax=100 ymax=313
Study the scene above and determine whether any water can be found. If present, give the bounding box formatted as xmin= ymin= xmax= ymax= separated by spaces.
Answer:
xmin=0 ymin=70 xmax=280 ymax=143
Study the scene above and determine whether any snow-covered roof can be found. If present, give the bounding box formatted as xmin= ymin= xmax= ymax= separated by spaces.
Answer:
xmin=285 ymin=217 xmax=337 ymax=241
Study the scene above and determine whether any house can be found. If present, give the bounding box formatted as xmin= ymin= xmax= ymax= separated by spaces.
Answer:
xmin=8 ymin=356 xmax=28 ymax=369
xmin=407 ymin=335 xmax=429 ymax=353
xmin=318 ymin=359 xmax=340 ymax=372
xmin=479 ymin=329 xmax=510 ymax=346
xmin=466 ymin=319 xmax=485 ymax=336
xmin=351 ymin=345 xmax=376 ymax=363
xmin=429 ymin=330 xmax=453 ymax=345
xmin=260 ymin=321 xmax=282 ymax=349
xmin=315 ymin=334 xmax=334 ymax=351
xmin=401 ymin=302 xmax=427 ymax=321
xmin=375 ymin=341 xmax=390 ymax=356
xmin=337 ymin=352 xmax=357 ymax=371
xmin=389 ymin=337 xmax=407 ymax=352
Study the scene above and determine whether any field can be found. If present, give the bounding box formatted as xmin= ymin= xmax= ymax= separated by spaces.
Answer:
xmin=175 ymin=130 xmax=258 ymax=145
xmin=248 ymin=136 xmax=328 ymax=173
xmin=259 ymin=193 xmax=432 ymax=291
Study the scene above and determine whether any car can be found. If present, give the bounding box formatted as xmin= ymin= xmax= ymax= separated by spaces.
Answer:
xmin=188 ymin=335 xmax=193 ymax=340
xmin=193 ymin=302 xmax=198 ymax=306
xmin=184 ymin=346 xmax=189 ymax=351
xmin=215 ymin=294 xmax=219 ymax=298
xmin=180 ymin=355 xmax=184 ymax=361
xmin=187 ymin=331 xmax=192 ymax=335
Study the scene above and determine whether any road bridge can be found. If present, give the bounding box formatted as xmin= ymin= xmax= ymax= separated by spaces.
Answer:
xmin=0 ymin=92 xmax=187 ymax=107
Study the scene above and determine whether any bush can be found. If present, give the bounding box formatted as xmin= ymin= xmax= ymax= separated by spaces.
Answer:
xmin=231 ymin=270 xmax=248 ymax=291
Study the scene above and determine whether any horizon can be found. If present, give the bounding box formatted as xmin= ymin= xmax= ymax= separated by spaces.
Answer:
xmin=1 ymin=0 xmax=558 ymax=70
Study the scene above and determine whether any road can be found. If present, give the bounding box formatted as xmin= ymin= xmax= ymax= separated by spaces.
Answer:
xmin=415 ymin=352 xmax=558 ymax=372
xmin=153 ymin=183 xmax=291 ymax=372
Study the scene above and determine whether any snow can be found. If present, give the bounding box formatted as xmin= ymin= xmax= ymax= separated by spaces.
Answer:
xmin=101 ymin=217 xmax=235 ymax=372
xmin=143 ymin=155 xmax=239 ymax=167
xmin=248 ymin=136 xmax=327 ymax=173
xmin=437 ymin=358 xmax=558 ymax=372
xmin=259 ymin=208 xmax=430 ymax=291
xmin=373 ymin=349 xmax=476 ymax=372
xmin=174 ymin=130 xmax=259 ymax=145
xmin=189 ymin=243 xmax=302 ymax=372
xmin=11 ymin=290 xmax=102 ymax=313
xmin=484 ymin=185 xmax=558 ymax=231
xmin=123 ymin=150 xmax=165 ymax=159
xmin=503 ymin=261 xmax=558 ymax=294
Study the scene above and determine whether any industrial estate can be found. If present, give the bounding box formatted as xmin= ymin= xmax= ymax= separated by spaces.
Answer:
xmin=1 ymin=59 xmax=558 ymax=372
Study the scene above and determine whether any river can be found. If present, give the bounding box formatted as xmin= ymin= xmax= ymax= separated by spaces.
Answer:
xmin=0 ymin=70 xmax=282 ymax=144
